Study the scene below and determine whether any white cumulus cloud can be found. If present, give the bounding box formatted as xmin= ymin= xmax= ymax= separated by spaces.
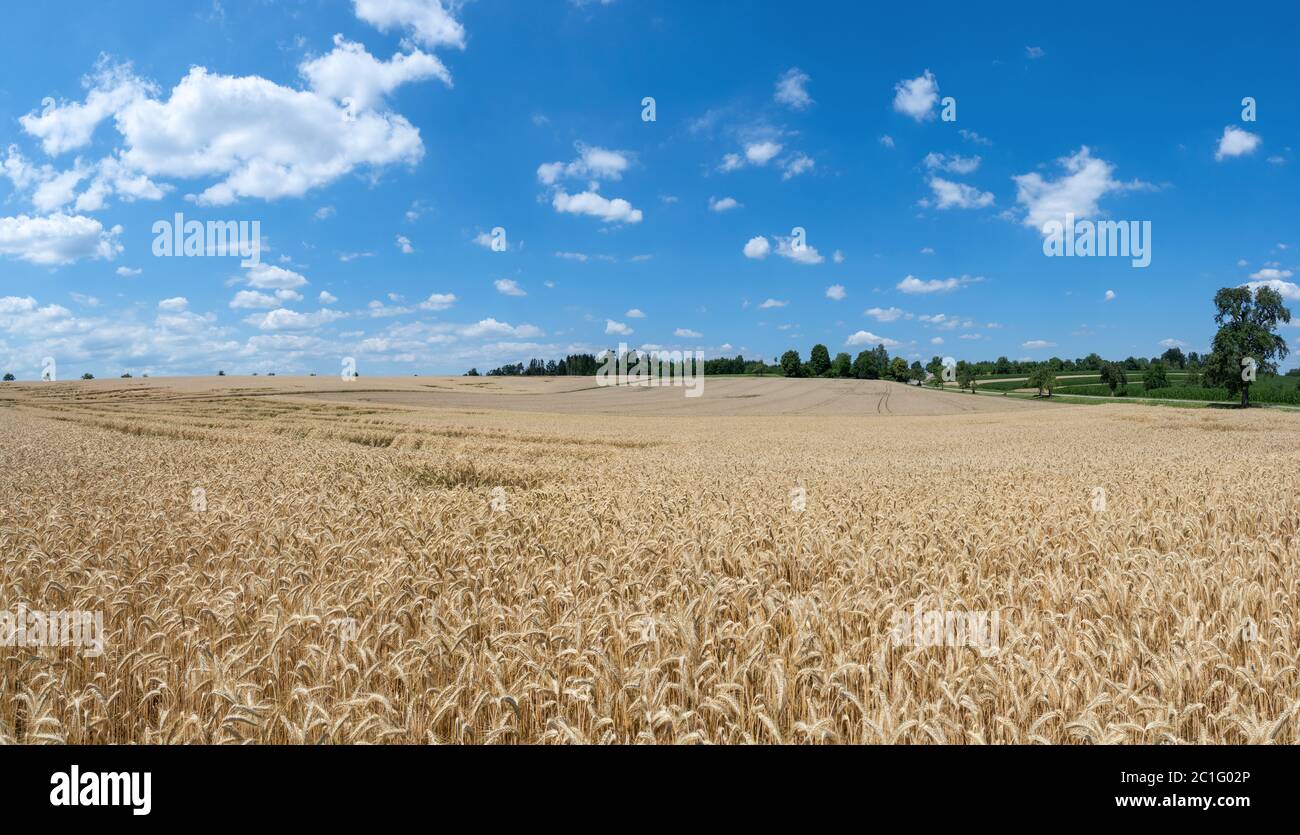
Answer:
xmin=1215 ymin=126 xmax=1261 ymax=161
xmin=892 ymin=71 xmax=939 ymax=121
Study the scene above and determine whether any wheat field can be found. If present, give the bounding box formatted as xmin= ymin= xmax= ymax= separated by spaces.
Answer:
xmin=2 ymin=377 xmax=1298 ymax=744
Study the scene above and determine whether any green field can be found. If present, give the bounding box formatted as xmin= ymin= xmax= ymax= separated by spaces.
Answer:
xmin=1049 ymin=375 xmax=1300 ymax=404
xmin=977 ymin=372 xmax=1190 ymax=392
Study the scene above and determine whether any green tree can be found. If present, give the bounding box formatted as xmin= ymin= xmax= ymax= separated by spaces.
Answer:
xmin=1028 ymin=364 xmax=1057 ymax=396
xmin=955 ymin=361 xmax=976 ymax=393
xmin=808 ymin=344 xmax=831 ymax=377
xmin=1160 ymin=347 xmax=1186 ymax=369
xmin=909 ymin=360 xmax=925 ymax=384
xmin=851 ymin=350 xmax=871 ymax=379
xmin=831 ymin=352 xmax=852 ymax=378
xmin=994 ymin=355 xmax=1012 ymax=375
xmin=1203 ymin=285 xmax=1292 ymax=406
xmin=868 ymin=344 xmax=889 ymax=380
xmin=888 ymin=356 xmax=909 ymax=382
xmin=2 ymin=373 xmax=13 ymax=381
xmin=780 ymin=350 xmax=804 ymax=378
xmin=1100 ymin=362 xmax=1128 ymax=396
xmin=81 ymin=373 xmax=94 ymax=380
xmin=1143 ymin=361 xmax=1169 ymax=391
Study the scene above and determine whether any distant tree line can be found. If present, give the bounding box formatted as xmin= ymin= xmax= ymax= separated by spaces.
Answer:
xmin=459 ymin=288 xmax=1290 ymax=407
xmin=468 ymin=353 xmax=605 ymax=377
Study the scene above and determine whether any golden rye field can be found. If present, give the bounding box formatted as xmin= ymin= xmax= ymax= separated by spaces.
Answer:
xmin=1 ymin=376 xmax=1299 ymax=744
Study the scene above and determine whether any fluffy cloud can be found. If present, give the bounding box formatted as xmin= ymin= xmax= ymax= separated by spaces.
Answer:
xmin=396 ymin=234 xmax=414 ymax=254
xmin=230 ymin=290 xmax=281 ymax=309
xmin=245 ymin=308 xmax=346 ymax=331
xmin=1022 ymin=340 xmax=1056 ymax=349
xmin=551 ymin=188 xmax=642 ymax=223
xmin=927 ymin=176 xmax=994 ymax=209
xmin=892 ymin=71 xmax=939 ymax=121
xmin=244 ymin=264 xmax=309 ymax=290
xmin=758 ymin=298 xmax=787 ymax=309
xmin=0 ymin=294 xmax=243 ymax=377
xmin=896 ymin=274 xmax=979 ymax=294
xmin=775 ymin=235 xmax=824 ymax=264
xmin=605 ymin=319 xmax=633 ymax=335
xmin=745 ymin=141 xmax=782 ymax=166
xmin=352 ymin=0 xmax=466 ymax=50
xmin=674 ymin=327 xmax=702 ymax=338
xmin=781 ymin=154 xmax=815 ymax=180
xmin=18 ymin=60 xmax=154 ymax=155
xmin=865 ymin=306 xmax=908 ymax=322
xmin=919 ymin=313 xmax=974 ymax=331
xmin=0 ymin=213 xmax=122 ymax=265
xmin=625 ymin=308 xmax=645 ymax=318
xmin=418 ymin=292 xmax=456 ymax=310
xmin=1248 ymin=267 xmax=1293 ymax=281
xmin=743 ymin=236 xmax=772 ymax=259
xmin=115 ymin=67 xmax=424 ymax=206
xmin=721 ymin=140 xmax=787 ymax=173
xmin=158 ymin=297 xmax=188 ymax=311
xmin=494 ymin=278 xmax=526 ymax=296
xmin=774 ymin=68 xmax=813 ymax=110
xmin=459 ymin=318 xmax=542 ymax=339
xmin=1244 ymin=278 xmax=1300 ymax=300
xmin=923 ymin=152 xmax=981 ymax=174
xmin=709 ymin=196 xmax=741 ymax=212
xmin=300 ymin=35 xmax=451 ymax=113
xmin=1013 ymin=146 xmax=1149 ymax=232
xmin=845 ymin=330 xmax=900 ymax=347
xmin=537 ymin=145 xmax=632 ymax=185
xmin=1104 ymin=289 xmax=1116 ymax=301
xmin=1215 ymin=126 xmax=1261 ymax=161
xmin=2 ymin=148 xmax=168 ymax=214
xmin=825 ymin=284 xmax=846 ymax=301
xmin=17 ymin=53 xmax=431 ymax=208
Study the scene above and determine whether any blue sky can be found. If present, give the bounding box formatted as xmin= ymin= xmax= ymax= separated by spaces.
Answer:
xmin=0 ymin=0 xmax=1296 ymax=377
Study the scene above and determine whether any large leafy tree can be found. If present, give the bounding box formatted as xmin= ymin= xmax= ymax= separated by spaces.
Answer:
xmin=888 ymin=356 xmax=909 ymax=382
xmin=1160 ymin=347 xmax=1186 ymax=369
xmin=851 ymin=350 xmax=871 ymax=379
xmin=780 ymin=350 xmax=804 ymax=378
xmin=1099 ymin=362 xmax=1127 ymax=396
xmin=871 ymin=344 xmax=889 ymax=379
xmin=1027 ymin=364 xmax=1057 ymax=396
xmin=1143 ymin=361 xmax=1169 ymax=391
xmin=831 ymin=352 xmax=852 ymax=378
xmin=808 ymin=344 xmax=831 ymax=377
xmin=955 ymin=361 xmax=976 ymax=393
xmin=1203 ymin=286 xmax=1291 ymax=406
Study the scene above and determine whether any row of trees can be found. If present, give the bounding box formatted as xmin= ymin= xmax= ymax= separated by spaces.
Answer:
xmin=467 ymin=353 xmax=604 ymax=377
xmin=778 ymin=344 xmax=927 ymax=383
xmin=453 ymin=288 xmax=1290 ymax=405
